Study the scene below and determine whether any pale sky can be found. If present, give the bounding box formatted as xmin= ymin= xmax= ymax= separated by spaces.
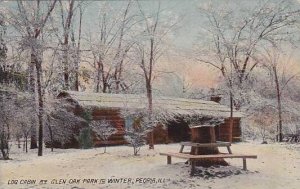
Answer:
xmin=79 ymin=0 xmax=300 ymax=90
xmin=2 ymin=0 xmax=300 ymax=90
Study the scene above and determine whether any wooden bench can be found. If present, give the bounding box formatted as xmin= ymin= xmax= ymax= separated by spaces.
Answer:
xmin=180 ymin=141 xmax=232 ymax=154
xmin=160 ymin=152 xmax=257 ymax=176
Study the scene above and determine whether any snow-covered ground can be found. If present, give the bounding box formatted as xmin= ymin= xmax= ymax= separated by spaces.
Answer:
xmin=0 ymin=142 xmax=299 ymax=189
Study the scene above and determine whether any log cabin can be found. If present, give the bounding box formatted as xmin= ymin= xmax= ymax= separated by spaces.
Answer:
xmin=56 ymin=91 xmax=243 ymax=148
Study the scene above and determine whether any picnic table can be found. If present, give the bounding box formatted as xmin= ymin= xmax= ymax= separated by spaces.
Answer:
xmin=179 ymin=141 xmax=232 ymax=154
xmin=160 ymin=141 xmax=257 ymax=176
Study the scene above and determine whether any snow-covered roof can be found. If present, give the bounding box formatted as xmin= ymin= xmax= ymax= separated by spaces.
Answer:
xmin=59 ymin=91 xmax=243 ymax=118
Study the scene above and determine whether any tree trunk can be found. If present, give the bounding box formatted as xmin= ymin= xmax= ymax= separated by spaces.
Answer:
xmin=34 ymin=54 xmax=44 ymax=156
xmin=95 ymin=61 xmax=102 ymax=93
xmin=114 ymin=60 xmax=124 ymax=94
xmin=62 ymin=0 xmax=75 ymax=90
xmin=96 ymin=70 xmax=100 ymax=93
xmin=102 ymin=82 xmax=108 ymax=93
xmin=229 ymin=91 xmax=234 ymax=142
xmin=113 ymin=3 xmax=127 ymax=93
xmin=63 ymin=44 xmax=69 ymax=90
xmin=29 ymin=54 xmax=38 ymax=149
xmin=0 ymin=147 xmax=9 ymax=160
xmin=74 ymin=65 xmax=79 ymax=91
xmin=30 ymin=131 xmax=37 ymax=149
xmin=74 ymin=6 xmax=83 ymax=91
xmin=46 ymin=115 xmax=54 ymax=152
xmin=25 ymin=135 xmax=28 ymax=153
xmin=146 ymin=80 xmax=154 ymax=149
xmin=274 ymin=67 xmax=283 ymax=142
xmin=191 ymin=127 xmax=228 ymax=166
xmin=28 ymin=54 xmax=35 ymax=92
xmin=74 ymin=55 xmax=79 ymax=91
xmin=17 ymin=137 xmax=21 ymax=148
xmin=0 ymin=133 xmax=9 ymax=160
xmin=49 ymin=126 xmax=54 ymax=152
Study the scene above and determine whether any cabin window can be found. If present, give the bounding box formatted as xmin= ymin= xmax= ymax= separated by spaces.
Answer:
xmin=125 ymin=117 xmax=134 ymax=129
xmin=125 ymin=116 xmax=142 ymax=130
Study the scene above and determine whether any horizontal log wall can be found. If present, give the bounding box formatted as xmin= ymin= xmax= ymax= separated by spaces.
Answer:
xmin=91 ymin=109 xmax=127 ymax=146
xmin=216 ymin=118 xmax=241 ymax=142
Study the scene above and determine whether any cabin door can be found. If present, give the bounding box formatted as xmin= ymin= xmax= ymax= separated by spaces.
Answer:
xmin=167 ymin=120 xmax=191 ymax=142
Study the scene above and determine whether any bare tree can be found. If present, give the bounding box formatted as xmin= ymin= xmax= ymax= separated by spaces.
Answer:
xmin=197 ymin=0 xmax=299 ymax=87
xmin=248 ymin=104 xmax=277 ymax=143
xmin=72 ymin=3 xmax=84 ymax=91
xmin=19 ymin=121 xmax=32 ymax=153
xmin=8 ymin=0 xmax=58 ymax=156
xmin=58 ymin=0 xmax=75 ymax=90
xmin=90 ymin=120 xmax=117 ymax=153
xmin=111 ymin=1 xmax=134 ymax=93
xmin=259 ymin=46 xmax=299 ymax=142
xmin=56 ymin=0 xmax=87 ymax=91
xmin=0 ymin=89 xmax=34 ymax=158
xmin=0 ymin=14 xmax=7 ymax=67
xmin=0 ymin=93 xmax=15 ymax=160
xmin=132 ymin=1 xmax=178 ymax=149
xmin=195 ymin=0 xmax=300 ymax=142
xmin=86 ymin=1 xmax=134 ymax=93
xmin=0 ymin=15 xmax=10 ymax=87
xmin=15 ymin=93 xmax=36 ymax=153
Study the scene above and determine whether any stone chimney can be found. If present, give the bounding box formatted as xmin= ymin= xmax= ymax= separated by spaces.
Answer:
xmin=210 ymin=95 xmax=221 ymax=103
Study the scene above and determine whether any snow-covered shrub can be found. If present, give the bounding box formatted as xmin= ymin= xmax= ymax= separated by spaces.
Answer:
xmin=124 ymin=115 xmax=158 ymax=156
xmin=78 ymin=127 xmax=93 ymax=149
xmin=43 ymin=96 xmax=86 ymax=151
xmin=124 ymin=127 xmax=146 ymax=156
xmin=90 ymin=120 xmax=117 ymax=153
